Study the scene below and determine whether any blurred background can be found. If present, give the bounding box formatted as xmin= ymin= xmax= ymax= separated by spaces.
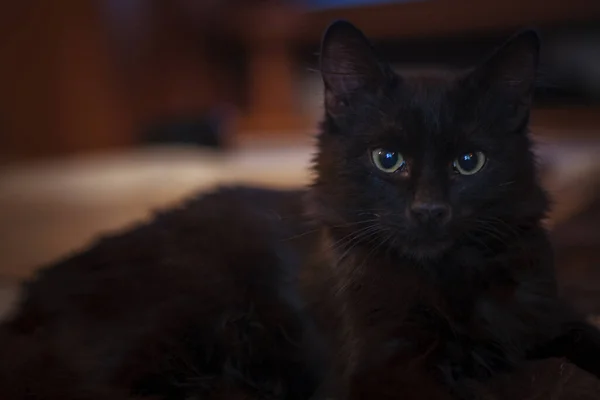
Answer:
xmin=1 ymin=0 xmax=600 ymax=320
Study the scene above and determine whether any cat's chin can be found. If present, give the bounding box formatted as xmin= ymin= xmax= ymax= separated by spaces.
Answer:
xmin=399 ymin=240 xmax=453 ymax=262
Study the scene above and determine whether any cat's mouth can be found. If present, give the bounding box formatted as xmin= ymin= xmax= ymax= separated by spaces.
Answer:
xmin=398 ymin=229 xmax=454 ymax=260
xmin=402 ymin=240 xmax=453 ymax=261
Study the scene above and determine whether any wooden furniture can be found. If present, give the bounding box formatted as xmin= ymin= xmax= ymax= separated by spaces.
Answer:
xmin=0 ymin=0 xmax=134 ymax=162
xmin=236 ymin=3 xmax=309 ymax=133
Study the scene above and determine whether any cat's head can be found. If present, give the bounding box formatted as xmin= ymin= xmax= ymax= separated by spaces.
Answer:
xmin=310 ymin=21 xmax=548 ymax=261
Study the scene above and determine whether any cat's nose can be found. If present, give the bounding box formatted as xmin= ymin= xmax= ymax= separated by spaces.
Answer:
xmin=410 ymin=202 xmax=451 ymax=225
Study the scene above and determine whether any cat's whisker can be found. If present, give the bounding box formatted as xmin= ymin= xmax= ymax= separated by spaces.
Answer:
xmin=473 ymin=216 xmax=522 ymax=240
xmin=283 ymin=228 xmax=320 ymax=241
xmin=463 ymin=231 xmax=495 ymax=253
xmin=473 ymin=225 xmax=508 ymax=245
xmin=332 ymin=218 xmax=381 ymax=229
xmin=333 ymin=226 xmax=384 ymax=265
xmin=284 ymin=219 xmax=380 ymax=242
xmin=499 ymin=180 xmax=516 ymax=187
xmin=356 ymin=229 xmax=394 ymax=272
xmin=331 ymin=226 xmax=381 ymax=257
xmin=327 ymin=225 xmax=377 ymax=254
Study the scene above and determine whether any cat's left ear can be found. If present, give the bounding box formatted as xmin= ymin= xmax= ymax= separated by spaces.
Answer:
xmin=467 ymin=29 xmax=540 ymax=115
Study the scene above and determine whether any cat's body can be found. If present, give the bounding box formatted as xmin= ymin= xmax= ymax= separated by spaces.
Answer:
xmin=0 ymin=187 xmax=326 ymax=400
xmin=2 ymin=186 xmax=599 ymax=400
xmin=2 ymin=21 xmax=600 ymax=399
xmin=1 ymin=186 xmax=600 ymax=399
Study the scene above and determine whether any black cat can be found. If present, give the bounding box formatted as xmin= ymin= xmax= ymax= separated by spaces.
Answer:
xmin=310 ymin=21 xmax=600 ymax=399
xmin=1 ymin=21 xmax=599 ymax=400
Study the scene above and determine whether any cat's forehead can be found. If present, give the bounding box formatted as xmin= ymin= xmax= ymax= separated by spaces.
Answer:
xmin=400 ymin=68 xmax=458 ymax=86
xmin=376 ymin=72 xmax=463 ymax=139
xmin=399 ymin=73 xmax=457 ymax=113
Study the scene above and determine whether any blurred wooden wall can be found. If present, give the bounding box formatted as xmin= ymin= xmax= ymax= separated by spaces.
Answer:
xmin=0 ymin=0 xmax=307 ymax=163
xmin=0 ymin=0 xmax=134 ymax=162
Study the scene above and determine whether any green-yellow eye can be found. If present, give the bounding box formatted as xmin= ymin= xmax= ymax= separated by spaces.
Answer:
xmin=453 ymin=151 xmax=486 ymax=175
xmin=372 ymin=148 xmax=406 ymax=173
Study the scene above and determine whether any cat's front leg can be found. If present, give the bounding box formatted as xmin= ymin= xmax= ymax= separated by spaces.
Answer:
xmin=529 ymin=318 xmax=600 ymax=379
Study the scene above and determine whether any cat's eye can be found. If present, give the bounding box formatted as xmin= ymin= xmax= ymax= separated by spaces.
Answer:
xmin=453 ymin=151 xmax=486 ymax=175
xmin=371 ymin=148 xmax=406 ymax=173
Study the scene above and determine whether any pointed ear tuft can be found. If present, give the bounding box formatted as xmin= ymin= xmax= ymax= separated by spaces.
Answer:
xmin=470 ymin=29 xmax=541 ymax=98
xmin=319 ymin=20 xmax=385 ymax=113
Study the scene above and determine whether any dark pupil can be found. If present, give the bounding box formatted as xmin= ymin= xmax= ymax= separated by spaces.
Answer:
xmin=379 ymin=151 xmax=398 ymax=169
xmin=458 ymin=153 xmax=478 ymax=171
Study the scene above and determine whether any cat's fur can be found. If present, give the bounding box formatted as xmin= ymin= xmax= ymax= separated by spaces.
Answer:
xmin=1 ymin=21 xmax=600 ymax=399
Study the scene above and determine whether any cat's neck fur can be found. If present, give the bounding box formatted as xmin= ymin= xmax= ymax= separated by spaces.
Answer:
xmin=315 ymin=213 xmax=558 ymax=384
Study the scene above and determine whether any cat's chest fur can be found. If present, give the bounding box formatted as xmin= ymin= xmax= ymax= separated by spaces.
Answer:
xmin=322 ymin=234 xmax=559 ymax=390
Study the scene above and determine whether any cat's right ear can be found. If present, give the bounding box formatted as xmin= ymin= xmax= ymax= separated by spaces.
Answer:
xmin=320 ymin=20 xmax=386 ymax=115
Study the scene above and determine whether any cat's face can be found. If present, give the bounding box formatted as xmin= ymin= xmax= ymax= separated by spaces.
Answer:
xmin=310 ymin=21 xmax=548 ymax=261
